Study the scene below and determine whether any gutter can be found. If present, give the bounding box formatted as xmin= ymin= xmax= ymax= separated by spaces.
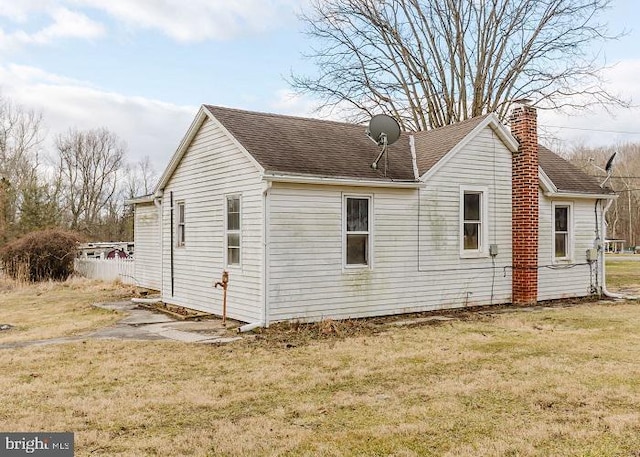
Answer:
xmin=544 ymin=191 xmax=617 ymax=200
xmin=263 ymin=172 xmax=423 ymax=189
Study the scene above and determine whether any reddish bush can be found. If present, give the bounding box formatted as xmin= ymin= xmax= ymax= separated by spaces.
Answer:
xmin=0 ymin=229 xmax=84 ymax=282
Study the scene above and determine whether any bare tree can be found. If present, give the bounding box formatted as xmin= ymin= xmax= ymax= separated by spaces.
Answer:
xmin=0 ymin=96 xmax=45 ymax=240
xmin=292 ymin=0 xmax=628 ymax=130
xmin=56 ymin=128 xmax=125 ymax=233
xmin=124 ymin=155 xmax=158 ymax=199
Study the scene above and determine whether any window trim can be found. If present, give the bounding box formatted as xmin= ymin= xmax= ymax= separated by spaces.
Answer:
xmin=459 ymin=186 xmax=489 ymax=258
xmin=342 ymin=194 xmax=373 ymax=270
xmin=552 ymin=201 xmax=573 ymax=262
xmin=224 ymin=194 xmax=242 ymax=268
xmin=176 ymin=201 xmax=186 ymax=247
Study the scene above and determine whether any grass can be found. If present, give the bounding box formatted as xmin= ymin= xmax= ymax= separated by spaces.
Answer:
xmin=0 ymin=276 xmax=135 ymax=343
xmin=605 ymin=257 xmax=640 ymax=290
xmin=0 ymin=265 xmax=639 ymax=456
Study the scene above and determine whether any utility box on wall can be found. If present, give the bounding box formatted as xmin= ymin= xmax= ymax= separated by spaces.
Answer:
xmin=586 ymin=248 xmax=598 ymax=262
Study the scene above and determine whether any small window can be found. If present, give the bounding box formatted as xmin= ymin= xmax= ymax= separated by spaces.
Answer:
xmin=176 ymin=202 xmax=185 ymax=247
xmin=460 ymin=186 xmax=488 ymax=257
xmin=553 ymin=204 xmax=571 ymax=260
xmin=226 ymin=195 xmax=241 ymax=266
xmin=345 ymin=196 xmax=371 ymax=266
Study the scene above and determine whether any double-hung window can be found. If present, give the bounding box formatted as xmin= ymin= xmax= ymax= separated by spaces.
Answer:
xmin=553 ymin=203 xmax=572 ymax=260
xmin=226 ymin=195 xmax=241 ymax=266
xmin=344 ymin=196 xmax=371 ymax=267
xmin=460 ymin=186 xmax=488 ymax=257
xmin=176 ymin=202 xmax=186 ymax=247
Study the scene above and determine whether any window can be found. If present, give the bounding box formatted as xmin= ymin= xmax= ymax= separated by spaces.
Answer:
xmin=344 ymin=196 xmax=371 ymax=267
xmin=460 ymin=186 xmax=488 ymax=257
xmin=176 ymin=202 xmax=185 ymax=246
xmin=226 ymin=195 xmax=241 ymax=266
xmin=553 ymin=203 xmax=572 ymax=260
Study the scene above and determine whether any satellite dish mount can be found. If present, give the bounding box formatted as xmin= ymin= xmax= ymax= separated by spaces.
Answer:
xmin=588 ymin=151 xmax=617 ymax=188
xmin=366 ymin=114 xmax=401 ymax=176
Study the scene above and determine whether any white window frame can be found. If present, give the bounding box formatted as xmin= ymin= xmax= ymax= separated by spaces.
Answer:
xmin=225 ymin=194 xmax=242 ymax=267
xmin=552 ymin=202 xmax=573 ymax=262
xmin=343 ymin=194 xmax=373 ymax=270
xmin=176 ymin=201 xmax=186 ymax=247
xmin=459 ymin=186 xmax=488 ymax=258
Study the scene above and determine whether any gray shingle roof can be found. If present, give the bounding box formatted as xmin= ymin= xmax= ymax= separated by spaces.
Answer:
xmin=206 ymin=105 xmax=416 ymax=182
xmin=539 ymin=146 xmax=611 ymax=194
xmin=205 ymin=105 xmax=609 ymax=195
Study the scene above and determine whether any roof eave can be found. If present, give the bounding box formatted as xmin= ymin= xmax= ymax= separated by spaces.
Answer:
xmin=538 ymin=166 xmax=557 ymax=194
xmin=542 ymin=190 xmax=617 ymax=200
xmin=263 ymin=172 xmax=424 ymax=188
xmin=539 ymin=165 xmax=616 ymax=199
xmin=125 ymin=195 xmax=155 ymax=205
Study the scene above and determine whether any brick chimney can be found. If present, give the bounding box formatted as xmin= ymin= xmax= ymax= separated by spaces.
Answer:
xmin=510 ymin=103 xmax=538 ymax=305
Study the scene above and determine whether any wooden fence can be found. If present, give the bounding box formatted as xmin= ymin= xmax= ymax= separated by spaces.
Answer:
xmin=74 ymin=258 xmax=136 ymax=285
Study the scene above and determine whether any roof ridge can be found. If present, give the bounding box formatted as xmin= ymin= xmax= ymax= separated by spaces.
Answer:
xmin=411 ymin=113 xmax=492 ymax=135
xmin=204 ymin=104 xmax=368 ymax=129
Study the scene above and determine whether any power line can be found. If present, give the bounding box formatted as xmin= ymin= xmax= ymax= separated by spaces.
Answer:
xmin=543 ymin=124 xmax=640 ymax=135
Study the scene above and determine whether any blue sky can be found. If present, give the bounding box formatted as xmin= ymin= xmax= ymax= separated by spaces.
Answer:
xmin=0 ymin=0 xmax=639 ymax=174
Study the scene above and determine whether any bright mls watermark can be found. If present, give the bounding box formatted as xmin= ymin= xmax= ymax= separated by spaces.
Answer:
xmin=0 ymin=433 xmax=73 ymax=456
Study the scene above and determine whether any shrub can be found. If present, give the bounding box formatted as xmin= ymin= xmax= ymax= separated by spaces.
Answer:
xmin=0 ymin=229 xmax=84 ymax=282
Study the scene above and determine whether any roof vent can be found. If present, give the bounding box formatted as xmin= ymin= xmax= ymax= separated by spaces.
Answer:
xmin=366 ymin=114 xmax=401 ymax=174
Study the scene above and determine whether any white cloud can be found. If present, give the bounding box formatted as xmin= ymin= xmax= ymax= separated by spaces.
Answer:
xmin=0 ymin=6 xmax=105 ymax=51
xmin=33 ymin=7 xmax=104 ymax=42
xmin=0 ymin=0 xmax=306 ymax=52
xmin=0 ymin=64 xmax=196 ymax=172
xmin=0 ymin=1 xmax=57 ymax=22
xmin=75 ymin=0 xmax=306 ymax=41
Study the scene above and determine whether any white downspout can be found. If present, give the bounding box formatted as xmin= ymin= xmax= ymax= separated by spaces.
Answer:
xmin=154 ymin=191 xmax=164 ymax=295
xmin=409 ymin=134 xmax=419 ymax=180
xmin=600 ymin=198 xmax=637 ymax=299
xmin=238 ymin=181 xmax=272 ymax=333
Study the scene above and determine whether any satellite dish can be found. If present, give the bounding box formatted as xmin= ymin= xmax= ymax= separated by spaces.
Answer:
xmin=367 ymin=114 xmax=401 ymax=172
xmin=600 ymin=151 xmax=617 ymax=188
xmin=367 ymin=114 xmax=401 ymax=146
xmin=605 ymin=151 xmax=617 ymax=173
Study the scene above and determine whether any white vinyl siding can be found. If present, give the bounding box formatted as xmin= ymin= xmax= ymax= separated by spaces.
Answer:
xmin=267 ymin=126 xmax=515 ymax=323
xmin=145 ymin=115 xmax=601 ymax=325
xmin=133 ymin=202 xmax=161 ymax=290
xmin=160 ymin=117 xmax=264 ymax=323
xmin=538 ymin=196 xmax=596 ymax=300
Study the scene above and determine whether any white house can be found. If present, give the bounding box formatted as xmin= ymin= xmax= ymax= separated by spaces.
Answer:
xmin=128 ymin=104 xmax=615 ymax=326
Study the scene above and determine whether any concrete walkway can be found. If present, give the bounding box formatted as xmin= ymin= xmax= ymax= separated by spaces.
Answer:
xmin=0 ymin=301 xmax=242 ymax=349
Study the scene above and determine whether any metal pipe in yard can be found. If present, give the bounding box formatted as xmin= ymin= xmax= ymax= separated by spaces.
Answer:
xmin=215 ymin=270 xmax=229 ymax=326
